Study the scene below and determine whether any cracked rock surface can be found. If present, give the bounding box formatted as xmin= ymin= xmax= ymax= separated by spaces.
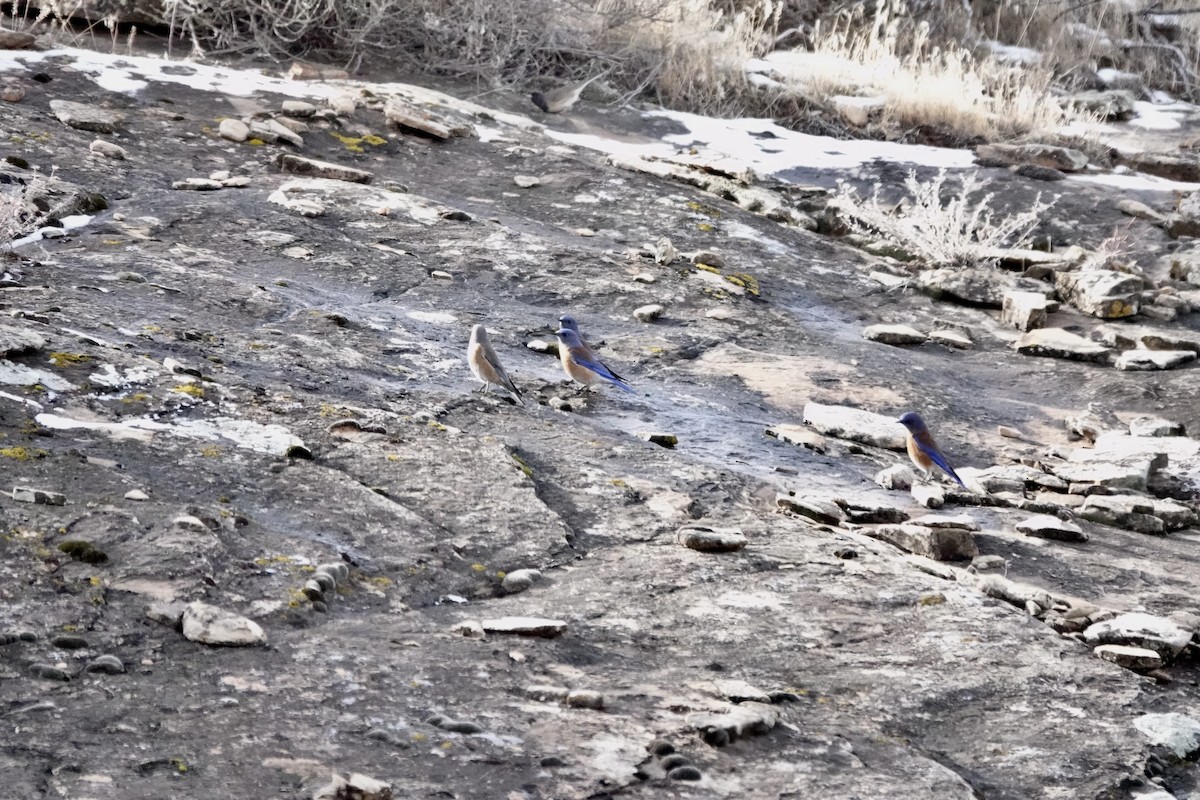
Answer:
xmin=1 ymin=45 xmax=1198 ymax=800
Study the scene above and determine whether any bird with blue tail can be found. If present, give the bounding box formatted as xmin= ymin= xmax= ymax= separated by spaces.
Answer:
xmin=557 ymin=315 xmax=627 ymax=383
xmin=897 ymin=411 xmax=965 ymax=488
xmin=554 ymin=326 xmax=634 ymax=394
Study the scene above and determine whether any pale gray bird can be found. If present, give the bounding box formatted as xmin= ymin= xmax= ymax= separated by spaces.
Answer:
xmin=467 ymin=324 xmax=522 ymax=404
xmin=530 ymin=69 xmax=612 ymax=114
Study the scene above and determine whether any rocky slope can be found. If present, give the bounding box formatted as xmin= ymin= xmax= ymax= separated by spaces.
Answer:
xmin=1 ymin=40 xmax=1199 ymax=800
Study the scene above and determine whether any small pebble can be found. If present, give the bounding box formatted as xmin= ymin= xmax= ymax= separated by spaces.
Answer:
xmin=52 ymin=635 xmax=88 ymax=649
xmin=426 ymin=715 xmax=483 ymax=734
xmin=501 ymin=568 xmax=542 ymax=594
xmin=89 ymin=139 xmax=127 ymax=160
xmin=565 ymin=689 xmax=604 ymax=710
xmin=84 ymin=654 xmax=125 ymax=674
xmin=998 ymin=425 xmax=1025 ymax=440
xmin=124 ymin=489 xmax=149 ymax=501
xmin=637 ymin=432 xmax=677 ymax=448
xmin=648 ymin=740 xmax=676 ymax=756
xmin=540 ymin=756 xmax=566 ymax=768
xmin=668 ymin=765 xmax=703 ymax=781
xmin=318 ymin=562 xmax=349 ymax=583
xmin=30 ymin=663 xmax=70 ymax=681
xmin=633 ymin=304 xmax=664 ymax=322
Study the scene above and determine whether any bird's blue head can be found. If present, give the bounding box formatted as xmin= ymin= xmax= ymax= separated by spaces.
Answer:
xmin=897 ymin=411 xmax=926 ymax=432
xmin=558 ymin=315 xmax=579 ymax=333
xmin=556 ymin=328 xmax=582 ymax=347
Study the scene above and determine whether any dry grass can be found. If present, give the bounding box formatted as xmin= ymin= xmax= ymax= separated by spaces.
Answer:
xmin=158 ymin=0 xmax=778 ymax=95
xmin=602 ymin=0 xmax=779 ymax=113
xmin=832 ymin=168 xmax=1056 ymax=269
xmin=0 ymin=174 xmax=51 ymax=247
xmin=768 ymin=0 xmax=1092 ymax=142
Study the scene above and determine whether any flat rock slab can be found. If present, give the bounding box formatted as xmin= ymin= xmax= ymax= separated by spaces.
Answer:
xmin=836 ymin=499 xmax=908 ymax=524
xmin=0 ymin=322 xmax=46 ymax=356
xmin=1015 ymin=328 xmax=1110 ymax=361
xmin=1049 ymin=455 xmax=1157 ymax=492
xmin=764 ymin=424 xmax=826 ymax=452
xmin=1128 ymin=416 xmax=1185 ymax=437
xmin=678 ymin=527 xmax=748 ymax=552
xmin=875 ymin=464 xmax=915 ymax=490
xmin=970 ymin=464 xmax=1067 ymax=492
xmin=249 ymin=118 xmax=303 ymax=147
xmin=480 ymin=617 xmax=567 ymax=638
xmin=1016 ymin=514 xmax=1088 ymax=542
xmin=864 ymin=523 xmax=979 ymax=561
xmin=1078 ymin=495 xmax=1179 ymax=534
xmin=181 ymin=602 xmax=265 ymax=646
xmin=915 ymin=266 xmax=1051 ymax=308
xmin=1054 ymin=269 xmax=1141 ymax=318
xmin=908 ymin=513 xmax=980 ymax=531
xmin=50 ymin=99 xmax=123 ymax=133
xmin=1114 ymin=349 xmax=1196 ymax=371
xmin=927 ymin=329 xmax=972 ymax=349
xmin=277 ymin=153 xmax=373 ymax=184
xmin=1083 ymin=612 xmax=1194 ymax=659
xmin=1134 ymin=712 xmax=1200 ymax=760
xmin=910 ymin=483 xmax=944 ymax=508
xmin=0 ymin=28 xmax=37 ymax=49
xmin=777 ymin=493 xmax=844 ymax=524
xmin=385 ymin=97 xmax=473 ymax=139
xmin=689 ymin=701 xmax=779 ymax=743
xmin=1094 ymin=644 xmax=1162 ymax=671
xmin=862 ymin=324 xmax=925 ymax=345
xmin=12 ymin=486 xmax=66 ymax=505
xmin=802 ymin=402 xmax=906 ymax=450
xmin=173 ymin=178 xmax=225 ymax=191
xmin=1001 ymin=290 xmax=1048 ymax=331
xmin=976 ymin=142 xmax=1089 ymax=172
xmin=1096 ymin=323 xmax=1200 ymax=352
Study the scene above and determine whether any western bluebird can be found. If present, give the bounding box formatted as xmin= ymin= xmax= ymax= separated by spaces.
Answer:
xmin=467 ymin=324 xmax=522 ymax=404
xmin=557 ymin=315 xmax=627 ymax=384
xmin=554 ymin=327 xmax=634 ymax=393
xmin=897 ymin=411 xmax=965 ymax=488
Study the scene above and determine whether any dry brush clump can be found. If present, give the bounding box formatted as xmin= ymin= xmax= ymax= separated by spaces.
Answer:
xmin=832 ymin=168 xmax=1056 ymax=270
xmin=0 ymin=174 xmax=52 ymax=247
xmin=770 ymin=0 xmax=1094 ymax=143
xmin=159 ymin=0 xmax=783 ymax=110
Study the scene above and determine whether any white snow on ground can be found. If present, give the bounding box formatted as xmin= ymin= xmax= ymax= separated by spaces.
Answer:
xmin=981 ymin=41 xmax=1043 ymax=65
xmin=0 ymin=46 xmax=536 ymax=129
xmin=3 ymin=44 xmax=1200 ymax=202
xmin=550 ymin=109 xmax=978 ymax=176
xmin=7 ymin=214 xmax=94 ymax=250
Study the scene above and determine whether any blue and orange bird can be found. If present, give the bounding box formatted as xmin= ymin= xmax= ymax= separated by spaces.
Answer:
xmin=897 ymin=411 xmax=966 ymax=488
xmin=557 ymin=315 xmax=627 ymax=384
xmin=554 ymin=327 xmax=634 ymax=394
xmin=467 ymin=324 xmax=522 ymax=404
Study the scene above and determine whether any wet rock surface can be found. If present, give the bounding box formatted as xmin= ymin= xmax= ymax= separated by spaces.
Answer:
xmin=0 ymin=44 xmax=1197 ymax=800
